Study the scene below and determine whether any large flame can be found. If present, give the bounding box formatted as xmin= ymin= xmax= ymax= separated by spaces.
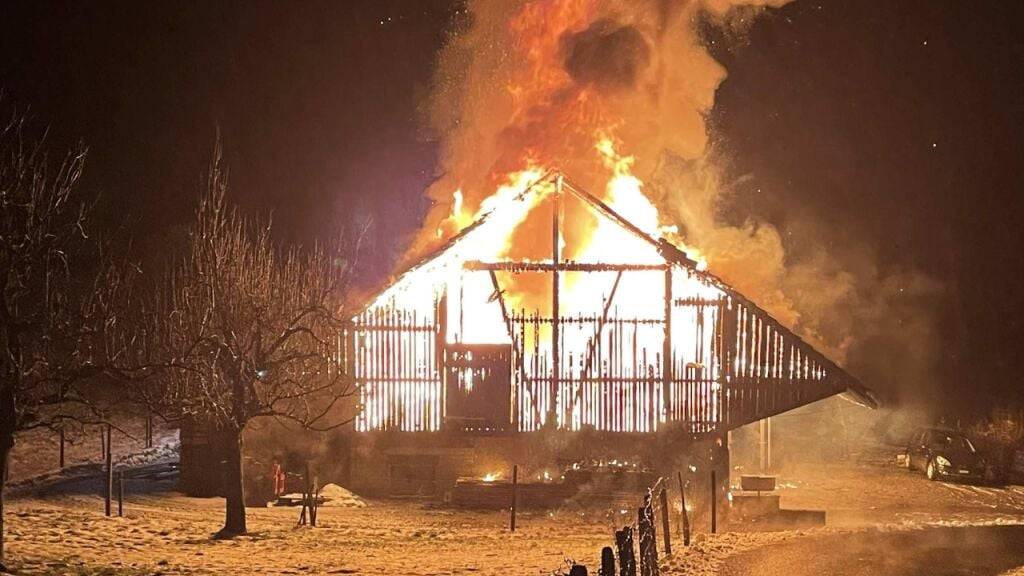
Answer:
xmin=351 ymin=0 xmax=823 ymax=434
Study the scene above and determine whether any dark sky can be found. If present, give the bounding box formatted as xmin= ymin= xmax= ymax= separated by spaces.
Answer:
xmin=2 ymin=1 xmax=1022 ymax=414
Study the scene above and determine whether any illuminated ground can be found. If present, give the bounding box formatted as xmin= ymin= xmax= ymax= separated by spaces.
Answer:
xmin=5 ymin=438 xmax=1024 ymax=575
xmin=4 ymin=495 xmax=610 ymax=575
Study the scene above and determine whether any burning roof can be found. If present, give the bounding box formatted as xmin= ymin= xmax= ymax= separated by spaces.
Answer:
xmin=348 ymin=165 xmax=875 ymax=435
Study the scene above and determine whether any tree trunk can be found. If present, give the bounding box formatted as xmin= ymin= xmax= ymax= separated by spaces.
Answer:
xmin=1 ymin=429 xmax=13 ymax=571
xmin=217 ymin=427 xmax=246 ymax=538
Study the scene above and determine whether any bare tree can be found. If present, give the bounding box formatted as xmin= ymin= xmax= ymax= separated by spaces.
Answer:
xmin=141 ymin=147 xmax=358 ymax=537
xmin=0 ymin=106 xmax=135 ymax=570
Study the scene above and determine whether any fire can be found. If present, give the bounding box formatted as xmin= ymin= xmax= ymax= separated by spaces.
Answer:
xmin=350 ymin=1 xmax=836 ymax=435
xmin=481 ymin=472 xmax=501 ymax=483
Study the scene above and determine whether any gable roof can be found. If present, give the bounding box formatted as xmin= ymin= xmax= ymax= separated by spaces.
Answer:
xmin=358 ymin=170 xmax=877 ymax=411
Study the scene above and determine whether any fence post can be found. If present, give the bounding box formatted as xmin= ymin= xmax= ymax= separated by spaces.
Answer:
xmin=145 ymin=414 xmax=153 ymax=449
xmin=710 ymin=470 xmax=717 ymax=535
xmin=638 ymin=503 xmax=659 ymax=576
xmin=600 ymin=546 xmax=615 ymax=576
xmin=677 ymin=471 xmax=690 ymax=546
xmin=299 ymin=462 xmax=311 ymax=526
xmin=311 ymin=473 xmax=319 ymax=527
xmin=59 ymin=427 xmax=65 ymax=469
xmin=117 ymin=470 xmax=124 ymax=517
xmin=615 ymin=527 xmax=636 ymax=576
xmin=104 ymin=424 xmax=113 ymax=517
xmin=658 ymin=484 xmax=672 ymax=556
xmin=510 ymin=464 xmax=518 ymax=532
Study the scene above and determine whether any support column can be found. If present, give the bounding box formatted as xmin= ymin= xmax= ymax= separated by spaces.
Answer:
xmin=759 ymin=416 xmax=772 ymax=473
xmin=549 ymin=176 xmax=562 ymax=427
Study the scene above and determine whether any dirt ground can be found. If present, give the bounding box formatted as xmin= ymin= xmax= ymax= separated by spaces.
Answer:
xmin=4 ymin=433 xmax=1024 ymax=575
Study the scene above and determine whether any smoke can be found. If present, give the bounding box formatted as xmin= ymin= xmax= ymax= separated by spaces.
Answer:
xmin=650 ymin=156 xmax=944 ymax=408
xmin=413 ymin=0 xmax=941 ymax=408
xmin=414 ymin=0 xmax=789 ymax=251
xmin=561 ymin=19 xmax=651 ymax=91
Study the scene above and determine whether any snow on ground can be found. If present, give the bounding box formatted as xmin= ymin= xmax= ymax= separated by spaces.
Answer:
xmin=8 ymin=415 xmax=178 ymax=485
xmin=4 ymin=441 xmax=1024 ymax=575
xmin=4 ymin=494 xmax=612 ymax=575
xmin=661 ymin=443 xmax=1024 ymax=575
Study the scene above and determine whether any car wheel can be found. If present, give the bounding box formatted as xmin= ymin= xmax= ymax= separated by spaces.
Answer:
xmin=926 ymin=459 xmax=938 ymax=481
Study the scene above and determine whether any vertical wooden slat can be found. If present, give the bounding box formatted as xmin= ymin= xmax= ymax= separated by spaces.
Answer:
xmin=662 ymin=267 xmax=672 ymax=426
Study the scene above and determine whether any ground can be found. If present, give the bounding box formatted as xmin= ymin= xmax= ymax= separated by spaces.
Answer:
xmin=717 ymin=525 xmax=1024 ymax=576
xmin=4 ymin=432 xmax=1024 ymax=575
xmin=4 ymin=496 xmax=611 ymax=575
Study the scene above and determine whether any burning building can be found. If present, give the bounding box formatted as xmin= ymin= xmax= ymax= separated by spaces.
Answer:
xmin=303 ymin=0 xmax=879 ymax=498
xmin=344 ymin=162 xmax=875 ymax=495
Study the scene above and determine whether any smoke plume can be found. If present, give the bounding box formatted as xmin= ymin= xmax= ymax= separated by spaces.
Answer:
xmin=412 ymin=0 xmax=940 ymax=407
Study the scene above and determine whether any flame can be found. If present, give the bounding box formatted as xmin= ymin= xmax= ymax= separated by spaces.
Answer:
xmin=352 ymin=0 xmax=760 ymax=434
xmin=482 ymin=472 xmax=501 ymax=483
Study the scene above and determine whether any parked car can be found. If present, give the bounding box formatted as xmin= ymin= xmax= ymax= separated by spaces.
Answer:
xmin=903 ymin=427 xmax=986 ymax=483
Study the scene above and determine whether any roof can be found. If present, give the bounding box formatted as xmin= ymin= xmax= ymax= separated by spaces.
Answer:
xmin=359 ymin=170 xmax=878 ymax=410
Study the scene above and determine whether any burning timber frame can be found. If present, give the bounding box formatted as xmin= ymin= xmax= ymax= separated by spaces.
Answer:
xmin=347 ymin=172 xmax=875 ymax=436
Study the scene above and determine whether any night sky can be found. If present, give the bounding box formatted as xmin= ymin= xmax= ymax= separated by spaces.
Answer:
xmin=2 ymin=1 xmax=1022 ymax=414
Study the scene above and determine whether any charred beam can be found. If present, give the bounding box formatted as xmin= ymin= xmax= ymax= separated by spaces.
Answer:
xmin=464 ymin=261 xmax=667 ymax=272
xmin=550 ymin=176 xmax=562 ymax=427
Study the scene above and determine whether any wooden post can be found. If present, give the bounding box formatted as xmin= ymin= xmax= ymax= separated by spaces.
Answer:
xmin=710 ymin=470 xmax=717 ymax=534
xmin=601 ymin=546 xmax=616 ymax=576
xmin=662 ymin=267 xmax=672 ymax=422
xmin=311 ymin=473 xmax=319 ymax=527
xmin=677 ymin=471 xmax=690 ymax=546
xmin=104 ymin=424 xmax=113 ymax=517
xmin=58 ymin=427 xmax=65 ymax=469
xmin=299 ymin=462 xmax=311 ymax=526
xmin=117 ymin=470 xmax=124 ymax=517
xmin=637 ymin=504 xmax=658 ymax=576
xmin=550 ymin=177 xmax=562 ymax=427
xmin=658 ymin=485 xmax=672 ymax=556
xmin=615 ymin=527 xmax=636 ymax=576
xmin=100 ymin=426 xmax=106 ymax=459
xmin=510 ymin=464 xmax=518 ymax=532
xmin=145 ymin=414 xmax=153 ymax=449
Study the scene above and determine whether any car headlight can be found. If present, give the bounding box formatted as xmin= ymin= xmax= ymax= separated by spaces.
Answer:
xmin=935 ymin=456 xmax=951 ymax=467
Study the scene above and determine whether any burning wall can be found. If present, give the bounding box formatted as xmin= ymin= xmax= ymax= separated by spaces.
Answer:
xmin=349 ymin=171 xmax=857 ymax=435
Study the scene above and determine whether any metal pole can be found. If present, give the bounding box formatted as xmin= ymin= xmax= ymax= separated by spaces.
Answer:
xmin=759 ymin=418 xmax=766 ymax=473
xmin=117 ymin=470 xmax=124 ymax=517
xmin=710 ymin=470 xmax=717 ymax=534
xmin=104 ymin=424 xmax=113 ymax=517
xmin=510 ymin=464 xmax=518 ymax=532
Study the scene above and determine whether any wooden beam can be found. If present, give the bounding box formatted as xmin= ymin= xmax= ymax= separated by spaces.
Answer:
xmin=550 ymin=177 xmax=562 ymax=427
xmin=464 ymin=261 xmax=667 ymax=272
